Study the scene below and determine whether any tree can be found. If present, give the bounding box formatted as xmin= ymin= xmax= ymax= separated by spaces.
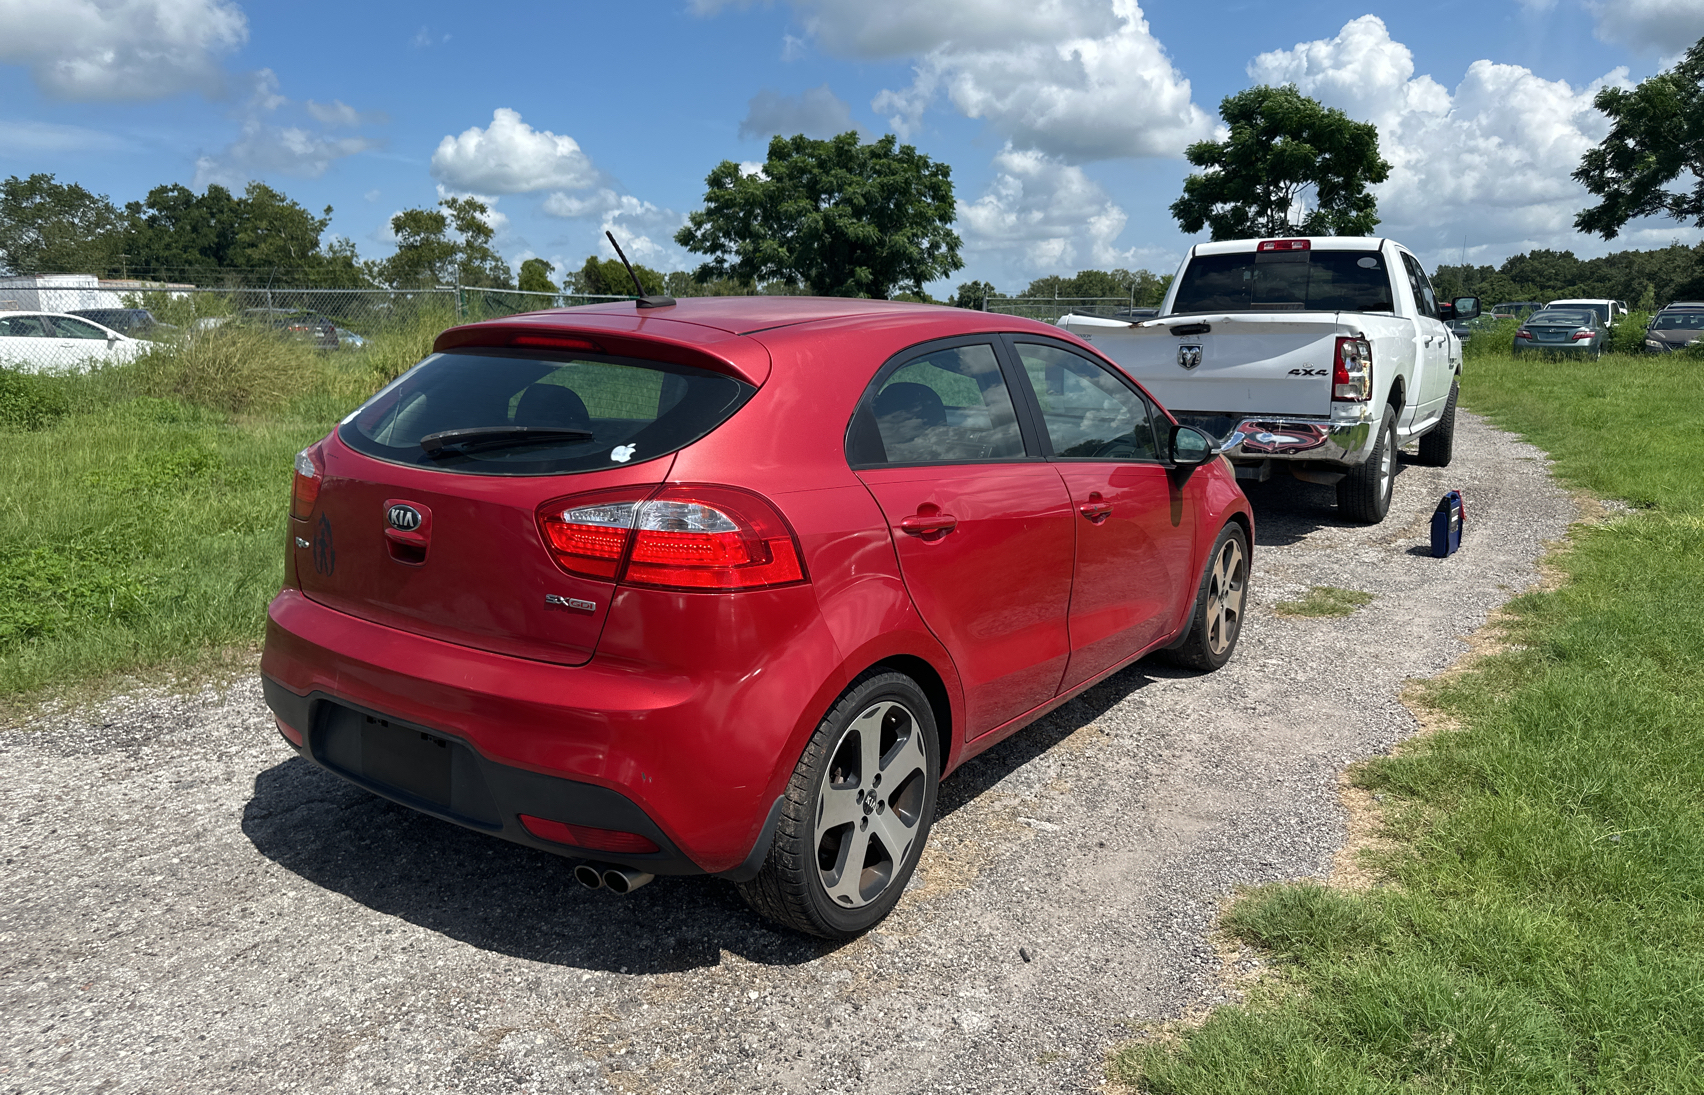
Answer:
xmin=122 ymin=180 xmax=359 ymax=284
xmin=1574 ymin=38 xmax=1704 ymax=239
xmin=950 ymin=280 xmax=998 ymax=309
xmin=676 ymin=131 xmax=963 ymax=298
xmin=0 ymin=174 xmax=125 ymax=275
xmin=123 ymin=182 xmax=243 ymax=278
xmin=1172 ymin=85 xmax=1391 ymax=240
xmin=575 ymin=255 xmax=664 ymax=296
xmin=518 ymin=258 xmax=558 ymax=294
xmin=375 ymin=196 xmax=512 ymax=289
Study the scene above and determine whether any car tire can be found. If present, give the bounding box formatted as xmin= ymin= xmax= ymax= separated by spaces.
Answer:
xmin=736 ymin=670 xmax=940 ymax=939
xmin=1415 ymin=379 xmax=1457 ymax=468
xmin=1165 ymin=522 xmax=1250 ymax=672
xmin=1337 ymin=405 xmax=1397 ymax=524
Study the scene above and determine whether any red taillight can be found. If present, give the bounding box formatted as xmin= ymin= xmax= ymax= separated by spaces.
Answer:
xmin=1516 ymin=328 xmax=1535 ymax=340
xmin=1332 ymin=336 xmax=1373 ymax=402
xmin=290 ymin=447 xmax=321 ymax=520
xmin=1257 ymin=239 xmax=1311 ymax=252
xmin=511 ymin=335 xmax=603 ymax=352
xmin=535 ymin=484 xmax=807 ymax=592
xmin=1571 ymin=330 xmax=1595 ymax=340
xmin=519 ymin=814 xmax=660 ymax=854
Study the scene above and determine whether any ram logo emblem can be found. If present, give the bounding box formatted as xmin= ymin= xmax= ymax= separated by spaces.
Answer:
xmin=1177 ymin=344 xmax=1203 ymax=370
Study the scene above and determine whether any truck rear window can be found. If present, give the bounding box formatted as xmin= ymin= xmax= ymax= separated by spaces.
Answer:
xmin=1171 ymin=250 xmax=1395 ymax=314
xmin=338 ymin=349 xmax=753 ymax=476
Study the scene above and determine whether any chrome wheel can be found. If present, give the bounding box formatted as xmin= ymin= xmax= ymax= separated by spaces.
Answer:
xmin=1204 ymin=536 xmax=1247 ymax=657
xmin=1377 ymin=422 xmax=1395 ymax=499
xmin=814 ymin=700 xmax=930 ymax=909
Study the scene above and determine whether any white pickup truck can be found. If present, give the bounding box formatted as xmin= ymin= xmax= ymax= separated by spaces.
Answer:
xmin=1058 ymin=237 xmax=1480 ymax=523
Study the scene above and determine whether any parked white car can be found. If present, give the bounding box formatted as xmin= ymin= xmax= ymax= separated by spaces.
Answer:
xmin=0 ymin=311 xmax=148 ymax=373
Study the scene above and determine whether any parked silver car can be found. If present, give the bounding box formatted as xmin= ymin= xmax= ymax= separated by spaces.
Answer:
xmin=1512 ymin=308 xmax=1606 ymax=359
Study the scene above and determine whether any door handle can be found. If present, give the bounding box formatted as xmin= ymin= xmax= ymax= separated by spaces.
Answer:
xmin=900 ymin=512 xmax=958 ymax=536
xmin=1079 ymin=495 xmax=1113 ymax=523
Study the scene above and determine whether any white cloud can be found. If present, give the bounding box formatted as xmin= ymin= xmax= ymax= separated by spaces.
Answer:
xmin=1587 ymin=0 xmax=1704 ymax=53
xmin=1248 ymin=16 xmax=1647 ymax=258
xmin=193 ymin=70 xmax=381 ymax=188
xmin=430 ymin=109 xmax=599 ymax=194
xmin=0 ymin=0 xmax=247 ymax=100
xmin=410 ymin=26 xmax=450 ymax=48
xmin=956 ymin=145 xmax=1168 ymax=283
xmin=306 ymin=99 xmax=385 ymax=127
xmin=542 ymin=187 xmax=691 ymax=270
xmin=700 ymin=0 xmax=1207 ymax=160
xmin=739 ymin=84 xmax=862 ymax=139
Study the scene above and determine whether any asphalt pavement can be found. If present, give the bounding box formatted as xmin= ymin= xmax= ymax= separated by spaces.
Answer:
xmin=0 ymin=410 xmax=1578 ymax=1094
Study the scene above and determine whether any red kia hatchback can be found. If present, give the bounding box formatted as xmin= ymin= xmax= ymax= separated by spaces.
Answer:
xmin=261 ymin=297 xmax=1252 ymax=938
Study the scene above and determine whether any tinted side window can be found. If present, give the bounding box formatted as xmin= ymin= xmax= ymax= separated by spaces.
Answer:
xmin=847 ymin=342 xmax=1025 ymax=466
xmin=51 ymin=317 xmax=107 ymax=339
xmin=1014 ymin=342 xmax=1162 ymax=461
xmin=0 ymin=316 xmax=50 ymax=337
xmin=1401 ymin=254 xmax=1439 ymax=318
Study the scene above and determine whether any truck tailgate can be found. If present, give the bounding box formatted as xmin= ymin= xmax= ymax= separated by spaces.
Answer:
xmin=1059 ymin=313 xmax=1352 ymax=417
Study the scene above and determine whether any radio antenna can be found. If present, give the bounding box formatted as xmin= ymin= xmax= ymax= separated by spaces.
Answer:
xmin=605 ymin=231 xmax=676 ymax=309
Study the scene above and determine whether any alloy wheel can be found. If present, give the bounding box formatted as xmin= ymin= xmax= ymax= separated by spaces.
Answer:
xmin=1205 ymin=537 xmax=1247 ymax=657
xmin=814 ymin=700 xmax=930 ymax=908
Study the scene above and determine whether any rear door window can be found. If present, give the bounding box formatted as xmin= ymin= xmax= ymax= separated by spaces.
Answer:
xmin=339 ymin=349 xmax=753 ymax=476
xmin=845 ymin=341 xmax=1028 ymax=466
xmin=50 ymin=317 xmax=108 ymax=339
xmin=1172 ymin=250 xmax=1396 ymax=314
xmin=0 ymin=316 xmax=51 ymax=338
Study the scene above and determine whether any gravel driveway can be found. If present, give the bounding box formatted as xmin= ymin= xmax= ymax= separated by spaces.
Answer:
xmin=1 ymin=411 xmax=1577 ymax=1095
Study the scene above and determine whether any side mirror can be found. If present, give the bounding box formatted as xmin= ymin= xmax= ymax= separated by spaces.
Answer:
xmin=1170 ymin=425 xmax=1213 ymax=467
xmin=1452 ymin=296 xmax=1481 ymax=321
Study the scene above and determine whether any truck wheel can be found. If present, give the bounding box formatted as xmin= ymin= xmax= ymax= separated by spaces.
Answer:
xmin=1337 ymin=406 xmax=1396 ymax=524
xmin=1415 ymin=380 xmax=1457 ymax=467
xmin=736 ymin=670 xmax=939 ymax=939
xmin=1165 ymin=522 xmax=1249 ymax=672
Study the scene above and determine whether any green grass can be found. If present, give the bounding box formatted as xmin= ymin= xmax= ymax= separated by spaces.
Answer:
xmin=1114 ymin=351 xmax=1704 ymax=1093
xmin=1275 ymin=586 xmax=1375 ymax=618
xmin=0 ymin=334 xmax=383 ymax=708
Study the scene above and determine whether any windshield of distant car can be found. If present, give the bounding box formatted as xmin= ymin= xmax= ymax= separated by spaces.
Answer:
xmin=1170 ymin=250 xmax=1395 ymax=314
xmin=1528 ymin=310 xmax=1593 ymax=326
xmin=1651 ymin=312 xmax=1704 ymax=331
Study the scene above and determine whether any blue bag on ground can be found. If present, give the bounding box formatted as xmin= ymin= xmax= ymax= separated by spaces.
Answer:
xmin=1431 ymin=490 xmax=1464 ymax=557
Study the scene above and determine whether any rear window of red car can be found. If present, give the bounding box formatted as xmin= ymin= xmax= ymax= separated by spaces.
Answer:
xmin=339 ymin=349 xmax=752 ymax=476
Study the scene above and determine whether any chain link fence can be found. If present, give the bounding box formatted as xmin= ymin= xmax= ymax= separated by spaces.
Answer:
xmin=979 ymin=295 xmax=1161 ymax=324
xmin=0 ymin=284 xmax=638 ymax=373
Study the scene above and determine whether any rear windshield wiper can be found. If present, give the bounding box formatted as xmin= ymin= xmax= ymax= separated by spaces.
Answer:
xmin=420 ymin=426 xmax=594 ymax=457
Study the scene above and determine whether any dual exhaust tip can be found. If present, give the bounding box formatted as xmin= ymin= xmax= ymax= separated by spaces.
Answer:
xmin=574 ymin=863 xmax=655 ymax=894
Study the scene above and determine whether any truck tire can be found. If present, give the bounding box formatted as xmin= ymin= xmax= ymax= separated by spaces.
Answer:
xmin=1337 ymin=406 xmax=1396 ymax=524
xmin=1415 ymin=379 xmax=1457 ymax=467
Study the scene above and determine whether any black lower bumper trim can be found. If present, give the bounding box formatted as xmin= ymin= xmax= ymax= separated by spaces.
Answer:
xmin=261 ymin=677 xmax=705 ymax=875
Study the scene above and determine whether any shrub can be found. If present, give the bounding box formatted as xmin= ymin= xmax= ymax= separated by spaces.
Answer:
xmin=0 ymin=369 xmax=71 ymax=430
xmin=124 ymin=326 xmax=325 ymax=415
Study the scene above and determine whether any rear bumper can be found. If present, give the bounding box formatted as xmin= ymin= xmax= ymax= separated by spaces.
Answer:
xmin=259 ymin=588 xmax=817 ymax=878
xmin=1174 ymin=408 xmax=1375 ymax=466
xmin=263 ymin=677 xmax=709 ymax=875
xmin=1511 ymin=340 xmax=1598 ymax=355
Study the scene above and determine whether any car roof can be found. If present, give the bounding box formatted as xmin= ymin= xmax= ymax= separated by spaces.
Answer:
xmin=1191 ymin=236 xmax=1386 ymax=256
xmin=488 ymin=296 xmax=1075 ymax=340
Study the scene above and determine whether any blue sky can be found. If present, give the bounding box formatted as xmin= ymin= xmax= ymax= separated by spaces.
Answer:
xmin=4 ymin=0 xmax=1702 ymax=294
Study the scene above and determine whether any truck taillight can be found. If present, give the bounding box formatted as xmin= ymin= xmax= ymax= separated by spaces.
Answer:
xmin=290 ymin=446 xmax=321 ymax=520
xmin=536 ymin=485 xmax=807 ymax=592
xmin=1332 ymin=337 xmax=1372 ymax=402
